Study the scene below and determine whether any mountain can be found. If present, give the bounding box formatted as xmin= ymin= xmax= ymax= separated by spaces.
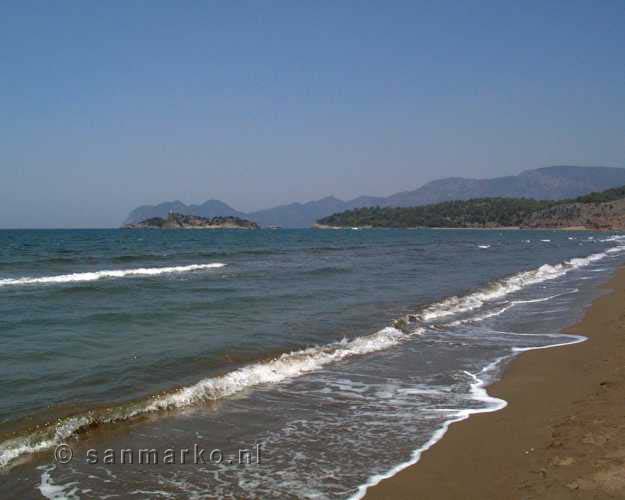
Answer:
xmin=124 ymin=199 xmax=245 ymax=225
xmin=124 ymin=166 xmax=625 ymax=227
xmin=382 ymin=166 xmax=625 ymax=207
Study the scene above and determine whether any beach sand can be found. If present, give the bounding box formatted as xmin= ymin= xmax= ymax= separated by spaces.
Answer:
xmin=366 ymin=266 xmax=625 ymax=499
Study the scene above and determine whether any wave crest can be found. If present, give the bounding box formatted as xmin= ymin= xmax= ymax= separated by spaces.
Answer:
xmin=0 ymin=326 xmax=415 ymax=469
xmin=0 ymin=263 xmax=226 ymax=287
xmin=420 ymin=249 xmax=621 ymax=321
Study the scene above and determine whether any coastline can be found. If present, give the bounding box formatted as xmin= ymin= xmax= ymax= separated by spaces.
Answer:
xmin=313 ymin=225 xmax=596 ymax=231
xmin=365 ymin=265 xmax=625 ymax=499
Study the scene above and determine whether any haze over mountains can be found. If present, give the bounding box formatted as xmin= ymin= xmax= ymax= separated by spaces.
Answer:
xmin=125 ymin=166 xmax=625 ymax=228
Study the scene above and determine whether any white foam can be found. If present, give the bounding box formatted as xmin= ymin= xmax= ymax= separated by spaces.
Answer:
xmin=449 ymin=303 xmax=513 ymax=326
xmin=511 ymin=332 xmax=586 ymax=352
xmin=0 ymin=263 xmax=225 ymax=287
xmin=511 ymin=288 xmax=579 ymax=304
xmin=0 ymin=326 xmax=420 ymax=469
xmin=352 ymin=331 xmax=586 ymax=499
xmin=349 ymin=355 xmax=509 ymax=500
xmin=541 ymin=239 xmax=551 ymax=242
xmin=478 ymin=245 xmax=491 ymax=249
xmin=421 ymin=248 xmax=619 ymax=321
xmin=38 ymin=465 xmax=79 ymax=500
xmin=0 ymin=415 xmax=92 ymax=469
xmin=601 ymin=235 xmax=625 ymax=242
xmin=5 ymin=242 xmax=624 ymax=473
xmin=145 ymin=326 xmax=412 ymax=412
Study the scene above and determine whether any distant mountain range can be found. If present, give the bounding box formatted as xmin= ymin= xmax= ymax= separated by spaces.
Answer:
xmin=124 ymin=166 xmax=625 ymax=228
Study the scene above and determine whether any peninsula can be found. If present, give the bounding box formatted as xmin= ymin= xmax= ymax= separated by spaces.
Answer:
xmin=316 ymin=185 xmax=625 ymax=231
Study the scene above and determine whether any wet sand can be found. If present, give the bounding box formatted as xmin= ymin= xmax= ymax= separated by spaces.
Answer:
xmin=366 ymin=266 xmax=625 ymax=499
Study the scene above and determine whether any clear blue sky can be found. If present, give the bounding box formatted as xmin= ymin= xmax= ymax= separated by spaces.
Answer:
xmin=1 ymin=1 xmax=624 ymax=227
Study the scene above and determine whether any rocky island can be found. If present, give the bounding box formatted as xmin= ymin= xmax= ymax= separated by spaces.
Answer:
xmin=123 ymin=212 xmax=259 ymax=229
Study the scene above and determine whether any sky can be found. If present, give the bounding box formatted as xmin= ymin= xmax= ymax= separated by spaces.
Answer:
xmin=1 ymin=1 xmax=624 ymax=228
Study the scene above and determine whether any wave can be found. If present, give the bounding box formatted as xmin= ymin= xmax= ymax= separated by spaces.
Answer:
xmin=448 ymin=304 xmax=513 ymax=326
xmin=448 ymin=287 xmax=580 ymax=327
xmin=0 ymin=326 xmax=420 ymax=469
xmin=199 ymin=249 xmax=283 ymax=258
xmin=420 ymin=248 xmax=623 ymax=321
xmin=511 ymin=288 xmax=579 ymax=304
xmin=304 ymin=245 xmax=365 ymax=255
xmin=439 ymin=289 xmax=578 ymax=329
xmin=110 ymin=254 xmax=168 ymax=263
xmin=2 ymin=242 xmax=623 ymax=470
xmin=0 ymin=263 xmax=226 ymax=288
xmin=0 ymin=257 xmax=81 ymax=269
xmin=352 ymin=328 xmax=588 ymax=500
xmin=301 ymin=266 xmax=352 ymax=277
xmin=110 ymin=249 xmax=283 ymax=263
xmin=350 ymin=355 xmax=510 ymax=500
xmin=601 ymin=235 xmax=625 ymax=243
xmin=38 ymin=465 xmax=79 ymax=500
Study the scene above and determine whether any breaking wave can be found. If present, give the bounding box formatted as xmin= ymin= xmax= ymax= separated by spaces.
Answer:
xmin=0 ymin=263 xmax=226 ymax=287
xmin=0 ymin=326 xmax=418 ymax=469
xmin=2 ymin=239 xmax=624 ymax=471
xmin=420 ymin=249 xmax=623 ymax=321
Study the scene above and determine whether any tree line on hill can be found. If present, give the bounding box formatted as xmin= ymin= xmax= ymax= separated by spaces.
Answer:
xmin=316 ymin=185 xmax=625 ymax=229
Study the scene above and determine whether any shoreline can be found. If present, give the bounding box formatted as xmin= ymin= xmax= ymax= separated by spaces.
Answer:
xmin=313 ymin=225 xmax=597 ymax=231
xmin=365 ymin=266 xmax=625 ymax=499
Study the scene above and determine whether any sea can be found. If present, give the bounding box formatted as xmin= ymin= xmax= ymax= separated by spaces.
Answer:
xmin=1 ymin=228 xmax=624 ymax=499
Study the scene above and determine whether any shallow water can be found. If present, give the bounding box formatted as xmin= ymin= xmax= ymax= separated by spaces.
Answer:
xmin=1 ymin=228 xmax=623 ymax=498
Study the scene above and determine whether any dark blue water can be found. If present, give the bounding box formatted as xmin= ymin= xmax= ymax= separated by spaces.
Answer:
xmin=1 ymin=229 xmax=624 ymax=499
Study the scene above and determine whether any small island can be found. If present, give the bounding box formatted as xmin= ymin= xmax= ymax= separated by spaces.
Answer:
xmin=123 ymin=212 xmax=259 ymax=229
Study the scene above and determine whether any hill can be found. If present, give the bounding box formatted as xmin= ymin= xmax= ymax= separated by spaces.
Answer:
xmin=524 ymin=199 xmax=625 ymax=230
xmin=123 ymin=213 xmax=258 ymax=229
xmin=316 ymin=185 xmax=625 ymax=231
xmin=125 ymin=199 xmax=246 ymax=225
xmin=124 ymin=166 xmax=625 ymax=227
xmin=382 ymin=166 xmax=625 ymax=207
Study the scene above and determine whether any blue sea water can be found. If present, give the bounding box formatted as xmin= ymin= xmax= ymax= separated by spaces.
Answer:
xmin=1 ymin=228 xmax=624 ymax=498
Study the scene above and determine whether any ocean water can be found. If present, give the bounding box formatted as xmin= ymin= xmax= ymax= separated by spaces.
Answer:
xmin=1 ymin=228 xmax=624 ymax=499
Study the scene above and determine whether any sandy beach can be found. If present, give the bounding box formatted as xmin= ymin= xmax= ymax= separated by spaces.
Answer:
xmin=366 ymin=266 xmax=625 ymax=499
